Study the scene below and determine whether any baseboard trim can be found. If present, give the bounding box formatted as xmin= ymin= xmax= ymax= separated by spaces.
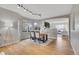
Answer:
xmin=70 ymin=40 xmax=77 ymax=55
xmin=0 ymin=40 xmax=20 ymax=47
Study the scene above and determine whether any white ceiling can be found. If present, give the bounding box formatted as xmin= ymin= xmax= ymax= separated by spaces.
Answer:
xmin=0 ymin=4 xmax=72 ymax=20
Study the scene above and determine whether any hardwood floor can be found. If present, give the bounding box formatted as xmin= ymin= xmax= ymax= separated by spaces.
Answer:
xmin=0 ymin=35 xmax=74 ymax=55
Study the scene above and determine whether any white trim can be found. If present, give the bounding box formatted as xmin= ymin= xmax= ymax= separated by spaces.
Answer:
xmin=70 ymin=40 xmax=77 ymax=55
xmin=0 ymin=40 xmax=20 ymax=47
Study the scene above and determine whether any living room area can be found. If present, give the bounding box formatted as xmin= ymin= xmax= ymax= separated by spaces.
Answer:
xmin=0 ymin=4 xmax=78 ymax=55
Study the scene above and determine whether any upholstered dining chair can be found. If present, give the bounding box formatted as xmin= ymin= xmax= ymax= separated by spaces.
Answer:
xmin=35 ymin=31 xmax=42 ymax=43
xmin=30 ymin=31 xmax=36 ymax=42
xmin=36 ymin=32 xmax=48 ymax=43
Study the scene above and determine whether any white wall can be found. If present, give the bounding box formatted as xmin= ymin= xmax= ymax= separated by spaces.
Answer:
xmin=70 ymin=4 xmax=79 ymax=54
xmin=39 ymin=18 xmax=69 ymax=35
xmin=0 ymin=7 xmax=22 ymax=47
xmin=0 ymin=7 xmax=39 ymax=43
xmin=20 ymin=19 xmax=38 ymax=39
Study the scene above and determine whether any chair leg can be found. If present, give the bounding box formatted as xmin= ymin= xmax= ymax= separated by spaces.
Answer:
xmin=34 ymin=38 xmax=36 ymax=42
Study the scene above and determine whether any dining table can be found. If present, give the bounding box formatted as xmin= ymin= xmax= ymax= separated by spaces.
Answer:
xmin=30 ymin=30 xmax=48 ymax=43
xmin=40 ymin=32 xmax=48 ymax=42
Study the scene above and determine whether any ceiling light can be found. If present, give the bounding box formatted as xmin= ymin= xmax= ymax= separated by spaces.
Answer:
xmin=17 ymin=4 xmax=41 ymax=17
xmin=24 ymin=9 xmax=26 ymax=11
xmin=17 ymin=6 xmax=20 ymax=8
xmin=17 ymin=4 xmax=20 ymax=8
xmin=34 ymin=22 xmax=37 ymax=26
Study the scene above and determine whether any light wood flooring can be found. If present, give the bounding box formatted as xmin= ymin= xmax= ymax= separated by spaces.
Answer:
xmin=0 ymin=35 xmax=74 ymax=55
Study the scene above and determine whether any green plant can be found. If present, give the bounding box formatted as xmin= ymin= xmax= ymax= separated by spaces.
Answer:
xmin=44 ymin=22 xmax=50 ymax=28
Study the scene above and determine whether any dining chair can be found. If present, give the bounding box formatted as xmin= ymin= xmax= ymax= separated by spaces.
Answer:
xmin=30 ymin=31 xmax=36 ymax=42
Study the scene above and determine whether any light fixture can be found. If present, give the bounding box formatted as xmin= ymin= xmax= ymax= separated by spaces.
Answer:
xmin=34 ymin=22 xmax=37 ymax=26
xmin=17 ymin=6 xmax=20 ymax=8
xmin=17 ymin=4 xmax=41 ymax=17
xmin=17 ymin=4 xmax=20 ymax=8
xmin=24 ymin=9 xmax=26 ymax=11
